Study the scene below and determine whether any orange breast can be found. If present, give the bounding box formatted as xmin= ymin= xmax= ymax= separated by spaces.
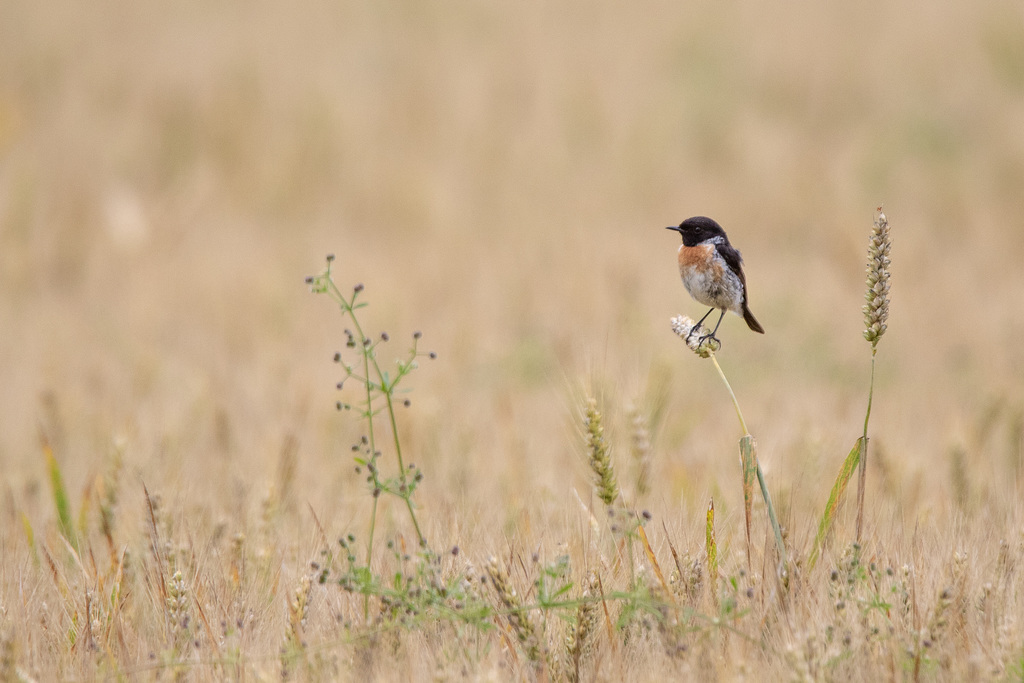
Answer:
xmin=678 ymin=244 xmax=721 ymax=276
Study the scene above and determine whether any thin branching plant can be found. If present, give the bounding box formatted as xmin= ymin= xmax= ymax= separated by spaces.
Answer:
xmin=307 ymin=254 xmax=436 ymax=613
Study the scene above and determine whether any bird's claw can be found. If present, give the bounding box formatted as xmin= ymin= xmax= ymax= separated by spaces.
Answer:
xmin=696 ymin=333 xmax=721 ymax=348
xmin=685 ymin=326 xmax=720 ymax=347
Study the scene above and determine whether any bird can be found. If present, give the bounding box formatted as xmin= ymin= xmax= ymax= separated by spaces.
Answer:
xmin=666 ymin=216 xmax=764 ymax=346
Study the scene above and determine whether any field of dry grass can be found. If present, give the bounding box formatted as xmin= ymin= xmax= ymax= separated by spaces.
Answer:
xmin=3 ymin=1 xmax=1024 ymax=680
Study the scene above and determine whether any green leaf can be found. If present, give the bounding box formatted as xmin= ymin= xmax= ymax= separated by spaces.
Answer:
xmin=740 ymin=435 xmax=757 ymax=569
xmin=706 ymin=498 xmax=717 ymax=606
xmin=43 ymin=439 xmax=77 ymax=552
xmin=808 ymin=437 xmax=864 ymax=571
xmin=743 ymin=435 xmax=787 ymax=573
xmin=551 ymin=582 xmax=574 ymax=599
xmin=351 ymin=566 xmax=375 ymax=591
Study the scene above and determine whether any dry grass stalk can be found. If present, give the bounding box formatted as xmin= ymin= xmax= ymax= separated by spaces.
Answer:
xmin=143 ymin=485 xmax=169 ymax=611
xmin=99 ymin=439 xmax=124 ymax=567
xmin=628 ymin=404 xmax=652 ymax=500
xmin=638 ymin=525 xmax=672 ymax=602
xmin=1 ymin=632 xmax=15 ymax=683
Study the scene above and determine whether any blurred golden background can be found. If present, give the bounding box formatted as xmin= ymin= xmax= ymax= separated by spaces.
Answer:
xmin=3 ymin=0 xmax=1024 ymax=565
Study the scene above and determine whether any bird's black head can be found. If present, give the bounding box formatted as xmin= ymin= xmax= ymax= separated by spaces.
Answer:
xmin=665 ymin=216 xmax=728 ymax=247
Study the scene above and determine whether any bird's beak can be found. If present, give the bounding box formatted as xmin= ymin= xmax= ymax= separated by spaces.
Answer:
xmin=665 ymin=225 xmax=682 ymax=233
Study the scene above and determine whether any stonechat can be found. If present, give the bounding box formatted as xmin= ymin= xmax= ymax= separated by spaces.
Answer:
xmin=666 ymin=216 xmax=764 ymax=345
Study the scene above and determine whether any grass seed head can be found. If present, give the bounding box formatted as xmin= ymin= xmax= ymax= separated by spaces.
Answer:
xmin=584 ymin=398 xmax=618 ymax=508
xmin=863 ymin=208 xmax=892 ymax=347
xmin=486 ymin=557 xmax=541 ymax=664
xmin=165 ymin=569 xmax=191 ymax=652
xmin=564 ymin=572 xmax=600 ymax=683
xmin=670 ymin=315 xmax=719 ymax=357
xmin=287 ymin=575 xmax=312 ymax=645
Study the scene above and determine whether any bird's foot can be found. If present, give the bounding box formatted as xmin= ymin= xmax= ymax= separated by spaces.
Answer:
xmin=696 ymin=333 xmax=721 ymax=349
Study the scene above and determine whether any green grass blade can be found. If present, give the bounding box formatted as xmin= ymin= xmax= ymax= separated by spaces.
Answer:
xmin=43 ymin=438 xmax=77 ymax=552
xmin=740 ymin=435 xmax=757 ymax=570
xmin=706 ymin=498 xmax=718 ymax=607
xmin=808 ymin=437 xmax=864 ymax=570
xmin=21 ymin=511 xmax=39 ymax=566
xmin=747 ymin=436 xmax=786 ymax=574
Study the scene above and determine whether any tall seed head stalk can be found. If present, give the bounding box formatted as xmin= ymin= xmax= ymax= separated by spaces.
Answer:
xmin=863 ymin=208 xmax=891 ymax=349
xmin=584 ymin=398 xmax=619 ymax=507
xmin=855 ymin=207 xmax=892 ymax=543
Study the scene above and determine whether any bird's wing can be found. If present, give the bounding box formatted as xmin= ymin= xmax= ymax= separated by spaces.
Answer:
xmin=715 ymin=243 xmax=745 ymax=280
xmin=715 ymin=242 xmax=749 ymax=302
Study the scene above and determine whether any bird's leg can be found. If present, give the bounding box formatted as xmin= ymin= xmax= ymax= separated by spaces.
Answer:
xmin=697 ymin=309 xmax=727 ymax=346
xmin=688 ymin=308 xmax=716 ymax=340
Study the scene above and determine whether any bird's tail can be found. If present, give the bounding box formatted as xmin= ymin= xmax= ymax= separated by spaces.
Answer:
xmin=742 ymin=305 xmax=765 ymax=334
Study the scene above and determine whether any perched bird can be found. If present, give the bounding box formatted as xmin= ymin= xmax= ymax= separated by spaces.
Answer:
xmin=666 ymin=216 xmax=764 ymax=345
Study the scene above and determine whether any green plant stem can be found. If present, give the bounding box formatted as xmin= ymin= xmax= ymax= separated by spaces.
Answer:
xmin=348 ymin=298 xmax=379 ymax=558
xmin=856 ymin=349 xmax=877 ymax=543
xmin=384 ymin=392 xmax=424 ymax=545
xmin=711 ymin=353 xmax=786 ymax=572
xmin=863 ymin=349 xmax=876 ymax=438
xmin=326 ymin=279 xmax=424 ymax=549
xmin=366 ymin=496 xmax=379 ymax=546
xmin=710 ymin=354 xmax=749 ymax=437
xmin=325 ymin=278 xmax=380 ymax=619
xmin=756 ymin=462 xmax=786 ymax=570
